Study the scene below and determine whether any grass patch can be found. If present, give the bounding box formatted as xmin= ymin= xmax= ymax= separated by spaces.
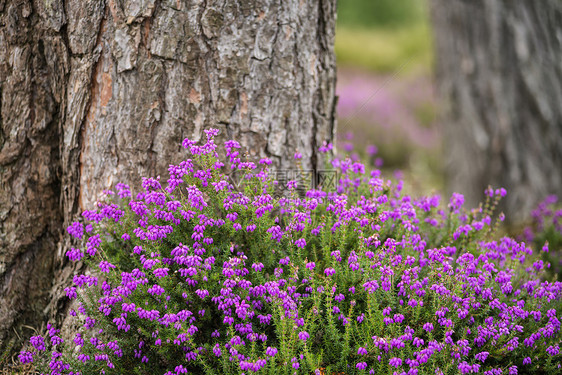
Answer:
xmin=337 ymin=0 xmax=426 ymax=29
xmin=335 ymin=23 xmax=433 ymax=74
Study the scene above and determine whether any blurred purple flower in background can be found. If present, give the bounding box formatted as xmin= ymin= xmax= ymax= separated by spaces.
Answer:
xmin=336 ymin=68 xmax=440 ymax=152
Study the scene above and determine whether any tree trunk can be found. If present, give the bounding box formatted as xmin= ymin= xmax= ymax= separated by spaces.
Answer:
xmin=430 ymin=0 xmax=562 ymax=222
xmin=0 ymin=0 xmax=337 ymax=358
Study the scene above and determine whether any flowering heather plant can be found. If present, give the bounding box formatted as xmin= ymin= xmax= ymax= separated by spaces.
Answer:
xmin=20 ymin=129 xmax=562 ymax=375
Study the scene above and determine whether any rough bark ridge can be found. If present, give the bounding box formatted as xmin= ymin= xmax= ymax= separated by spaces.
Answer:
xmin=431 ymin=0 xmax=562 ymax=221
xmin=0 ymin=0 xmax=337 ymax=357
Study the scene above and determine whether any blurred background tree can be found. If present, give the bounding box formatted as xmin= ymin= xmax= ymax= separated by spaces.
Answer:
xmin=431 ymin=0 xmax=562 ymax=225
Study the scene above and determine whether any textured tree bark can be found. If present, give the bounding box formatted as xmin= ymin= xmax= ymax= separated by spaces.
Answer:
xmin=0 ymin=0 xmax=337 ymax=358
xmin=430 ymin=0 xmax=562 ymax=222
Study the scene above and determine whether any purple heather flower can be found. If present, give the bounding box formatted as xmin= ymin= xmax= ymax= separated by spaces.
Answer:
xmin=495 ymin=187 xmax=507 ymax=197
xmin=147 ymin=284 xmax=165 ymax=296
xmin=50 ymin=335 xmax=63 ymax=346
xmin=449 ymin=193 xmax=464 ymax=212
xmin=389 ymin=357 xmax=402 ymax=368
xmin=458 ymin=361 xmax=472 ymax=374
xmin=252 ymin=262 xmax=264 ymax=272
xmin=357 ymin=347 xmax=368 ymax=355
xmin=413 ymin=337 xmax=424 ymax=348
xmin=546 ymin=345 xmax=560 ymax=356
xmin=66 ymin=247 xmax=83 ymax=262
xmin=319 ymin=141 xmax=333 ymax=153
xmin=298 ymin=331 xmax=310 ymax=341
xmin=213 ymin=344 xmax=221 ymax=357
xmin=265 ymin=347 xmax=278 ymax=356
xmin=67 ymin=221 xmax=84 ymax=239
xmin=324 ymin=267 xmax=335 ymax=277
xmin=475 ymin=351 xmax=489 ymax=362
xmin=30 ymin=336 xmax=45 ymax=351
xmin=64 ymin=286 xmax=77 ymax=299
xmin=356 ymin=362 xmax=368 ymax=370
xmin=287 ymin=180 xmax=298 ymax=190
xmin=18 ymin=351 xmax=34 ymax=364
xmin=423 ymin=322 xmax=434 ymax=332
xmin=153 ymin=267 xmax=169 ymax=278
xmin=295 ymin=238 xmax=306 ymax=248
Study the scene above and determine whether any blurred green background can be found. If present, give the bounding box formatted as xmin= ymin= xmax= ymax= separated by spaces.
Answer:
xmin=335 ymin=0 xmax=431 ymax=74
xmin=337 ymin=0 xmax=425 ymax=28
xmin=334 ymin=0 xmax=442 ymax=196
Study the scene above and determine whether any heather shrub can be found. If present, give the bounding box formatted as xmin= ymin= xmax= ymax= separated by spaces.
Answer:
xmin=20 ymin=129 xmax=562 ymax=375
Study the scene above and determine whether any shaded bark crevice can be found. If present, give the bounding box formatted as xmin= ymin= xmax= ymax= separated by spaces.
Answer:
xmin=0 ymin=0 xmax=67 ymax=355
